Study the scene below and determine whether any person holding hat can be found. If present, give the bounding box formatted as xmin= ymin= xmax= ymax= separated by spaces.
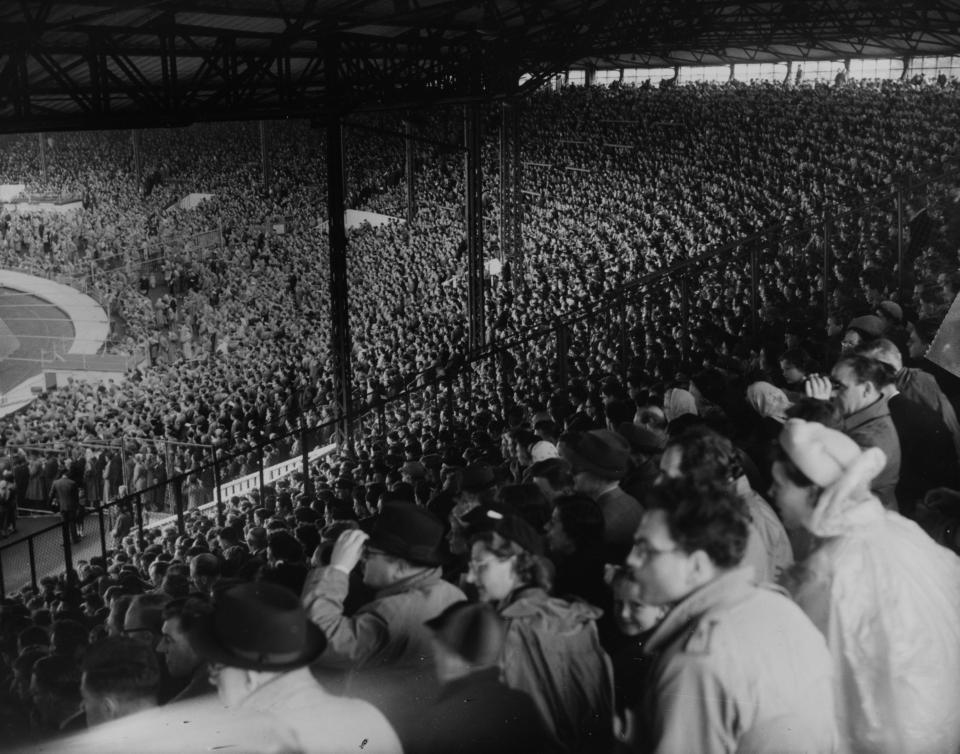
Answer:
xmin=300 ymin=502 xmax=464 ymax=718
xmin=772 ymin=418 xmax=960 ymax=754
xmin=467 ymin=513 xmax=613 ymax=753
xmin=558 ymin=429 xmax=643 ymax=564
xmin=189 ymin=581 xmax=401 ymax=753
xmin=408 ymin=602 xmax=555 ymax=754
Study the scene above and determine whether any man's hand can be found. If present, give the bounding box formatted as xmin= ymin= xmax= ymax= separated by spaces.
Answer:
xmin=329 ymin=528 xmax=369 ymax=574
xmin=804 ymin=374 xmax=833 ymax=401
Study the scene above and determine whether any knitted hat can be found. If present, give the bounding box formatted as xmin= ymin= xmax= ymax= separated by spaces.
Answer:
xmin=779 ymin=419 xmax=867 ymax=487
xmin=847 ymin=315 xmax=884 ymax=339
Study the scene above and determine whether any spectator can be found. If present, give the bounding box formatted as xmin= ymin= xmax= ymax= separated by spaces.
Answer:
xmin=774 ymin=419 xmax=960 ymax=753
xmin=410 ymin=601 xmax=555 ymax=754
xmin=467 ymin=514 xmax=613 ymax=753
xmin=80 ymin=636 xmax=160 ymax=726
xmin=557 ymin=429 xmax=642 ymax=563
xmin=189 ymin=581 xmax=402 ymax=753
xmin=626 ymin=477 xmax=837 ymax=752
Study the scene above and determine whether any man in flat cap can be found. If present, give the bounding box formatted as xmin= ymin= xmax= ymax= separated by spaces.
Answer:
xmin=559 ymin=430 xmax=643 ymax=562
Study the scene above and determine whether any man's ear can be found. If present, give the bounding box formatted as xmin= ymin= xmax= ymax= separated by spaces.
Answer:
xmin=685 ymin=549 xmax=715 ymax=590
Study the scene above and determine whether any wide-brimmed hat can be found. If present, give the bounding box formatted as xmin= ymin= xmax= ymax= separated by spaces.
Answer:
xmin=558 ymin=429 xmax=630 ymax=480
xmin=366 ymin=502 xmax=444 ymax=566
xmin=189 ymin=582 xmax=326 ymax=672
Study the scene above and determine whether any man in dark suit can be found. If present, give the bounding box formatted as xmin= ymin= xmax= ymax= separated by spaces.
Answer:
xmin=51 ymin=467 xmax=82 ymax=543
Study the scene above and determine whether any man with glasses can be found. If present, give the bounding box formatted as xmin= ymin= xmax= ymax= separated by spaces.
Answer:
xmin=626 ymin=477 xmax=837 ymax=753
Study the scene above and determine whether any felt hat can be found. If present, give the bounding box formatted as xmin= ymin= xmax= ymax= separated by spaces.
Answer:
xmin=401 ymin=460 xmax=427 ymax=480
xmin=188 ymin=582 xmax=326 ymax=672
xmin=616 ymin=422 xmax=666 ymax=454
xmin=492 ymin=513 xmax=545 ymax=557
xmin=558 ymin=429 xmax=630 ymax=480
xmin=366 ymin=502 xmax=445 ymax=566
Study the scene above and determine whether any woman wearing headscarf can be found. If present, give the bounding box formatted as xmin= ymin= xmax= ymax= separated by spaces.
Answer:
xmin=770 ymin=418 xmax=960 ymax=753
xmin=467 ymin=514 xmax=614 ymax=754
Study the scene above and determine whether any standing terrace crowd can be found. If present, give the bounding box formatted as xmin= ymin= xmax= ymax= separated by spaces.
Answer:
xmin=2 ymin=76 xmax=960 ymax=751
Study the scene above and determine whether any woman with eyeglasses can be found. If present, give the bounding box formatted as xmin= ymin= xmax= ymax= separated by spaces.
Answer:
xmin=466 ymin=513 xmax=614 ymax=754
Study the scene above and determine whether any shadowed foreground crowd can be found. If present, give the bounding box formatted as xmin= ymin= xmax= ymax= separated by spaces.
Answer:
xmin=4 ymin=303 xmax=960 ymax=752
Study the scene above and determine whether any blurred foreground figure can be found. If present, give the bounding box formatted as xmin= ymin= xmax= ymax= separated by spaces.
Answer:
xmin=774 ymin=419 xmax=960 ymax=753
xmin=190 ymin=581 xmax=402 ymax=754
xmin=408 ymin=601 xmax=557 ymax=754
xmin=627 ymin=478 xmax=838 ymax=753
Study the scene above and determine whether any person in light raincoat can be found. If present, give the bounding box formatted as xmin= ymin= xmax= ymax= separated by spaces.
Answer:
xmin=771 ymin=418 xmax=960 ymax=754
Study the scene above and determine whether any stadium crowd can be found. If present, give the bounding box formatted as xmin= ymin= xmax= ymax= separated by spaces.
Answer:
xmin=2 ymin=76 xmax=960 ymax=752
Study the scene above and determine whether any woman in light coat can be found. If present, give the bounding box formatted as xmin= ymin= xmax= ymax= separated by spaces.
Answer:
xmin=771 ymin=418 xmax=960 ymax=753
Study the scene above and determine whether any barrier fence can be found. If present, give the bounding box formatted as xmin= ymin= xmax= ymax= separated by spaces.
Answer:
xmin=2 ymin=160 xmax=959 ymax=595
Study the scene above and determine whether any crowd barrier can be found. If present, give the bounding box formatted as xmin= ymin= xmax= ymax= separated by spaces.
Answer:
xmin=2 ymin=157 xmax=959 ymax=596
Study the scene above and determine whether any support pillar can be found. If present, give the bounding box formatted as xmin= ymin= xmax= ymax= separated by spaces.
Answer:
xmin=896 ymin=183 xmax=905 ymax=301
xmin=404 ymin=119 xmax=417 ymax=225
xmin=131 ymin=130 xmax=143 ymax=187
xmin=500 ymin=102 xmax=522 ymax=290
xmin=823 ymin=210 xmax=832 ymax=329
xmin=260 ymin=120 xmax=271 ymax=190
xmin=465 ymin=104 xmax=485 ymax=352
xmin=327 ymin=117 xmax=354 ymax=450
xmin=38 ymin=133 xmax=47 ymax=185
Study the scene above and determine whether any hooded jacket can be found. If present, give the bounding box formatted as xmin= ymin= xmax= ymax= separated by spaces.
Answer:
xmin=784 ymin=446 xmax=960 ymax=754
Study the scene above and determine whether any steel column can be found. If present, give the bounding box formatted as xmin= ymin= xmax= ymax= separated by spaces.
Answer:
xmin=750 ymin=241 xmax=759 ymax=338
xmin=405 ymin=119 xmax=417 ymax=225
xmin=823 ymin=210 xmax=832 ymax=327
xmin=131 ymin=130 xmax=143 ymax=187
xmin=896 ymin=183 xmax=904 ymax=300
xmin=38 ymin=133 xmax=47 ymax=184
xmin=260 ymin=120 xmax=271 ymax=189
xmin=327 ymin=116 xmax=354 ymax=451
xmin=465 ymin=104 xmax=485 ymax=352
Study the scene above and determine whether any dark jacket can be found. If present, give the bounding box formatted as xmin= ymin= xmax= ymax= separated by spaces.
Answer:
xmin=841 ymin=396 xmax=900 ymax=510
xmin=409 ymin=668 xmax=558 ymax=754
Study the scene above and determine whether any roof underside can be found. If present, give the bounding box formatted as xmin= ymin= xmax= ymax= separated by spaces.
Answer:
xmin=1 ymin=1 xmax=959 ymax=133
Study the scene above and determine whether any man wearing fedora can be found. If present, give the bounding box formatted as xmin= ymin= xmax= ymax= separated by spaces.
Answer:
xmin=558 ymin=429 xmax=644 ymax=563
xmin=301 ymin=502 xmax=465 ymax=735
xmin=189 ymin=581 xmax=401 ymax=754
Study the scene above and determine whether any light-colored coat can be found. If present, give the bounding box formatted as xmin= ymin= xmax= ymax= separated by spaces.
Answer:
xmin=638 ymin=567 xmax=838 ymax=754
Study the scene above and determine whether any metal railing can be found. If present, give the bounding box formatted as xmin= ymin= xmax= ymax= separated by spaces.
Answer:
xmin=2 ymin=160 xmax=958 ymax=594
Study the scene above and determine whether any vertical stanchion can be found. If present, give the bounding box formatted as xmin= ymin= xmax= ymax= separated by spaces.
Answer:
xmin=258 ymin=445 xmax=266 ymax=495
xmin=28 ymin=537 xmax=38 ymax=591
xmin=680 ymin=273 xmax=690 ymax=364
xmin=750 ymin=241 xmax=759 ymax=339
xmin=896 ymin=184 xmax=905 ymax=301
xmin=61 ymin=521 xmax=76 ymax=578
xmin=173 ymin=477 xmax=185 ymax=537
xmin=405 ymin=119 xmax=416 ymax=225
xmin=97 ymin=505 xmax=107 ymax=561
xmin=300 ymin=419 xmax=311 ymax=498
xmin=134 ymin=495 xmax=145 ymax=550
xmin=823 ymin=209 xmax=832 ymax=331
xmin=618 ymin=296 xmax=629 ymax=380
xmin=556 ymin=323 xmax=569 ymax=394
xmin=212 ymin=448 xmax=224 ymax=526
xmin=445 ymin=379 xmax=455 ymax=427
xmin=0 ymin=551 xmax=5 ymax=596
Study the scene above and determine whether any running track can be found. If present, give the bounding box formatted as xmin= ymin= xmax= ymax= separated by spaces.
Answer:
xmin=0 ymin=286 xmax=74 ymax=395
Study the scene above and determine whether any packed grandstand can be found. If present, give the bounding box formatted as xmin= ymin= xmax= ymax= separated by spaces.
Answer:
xmin=2 ymin=67 xmax=960 ymax=752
